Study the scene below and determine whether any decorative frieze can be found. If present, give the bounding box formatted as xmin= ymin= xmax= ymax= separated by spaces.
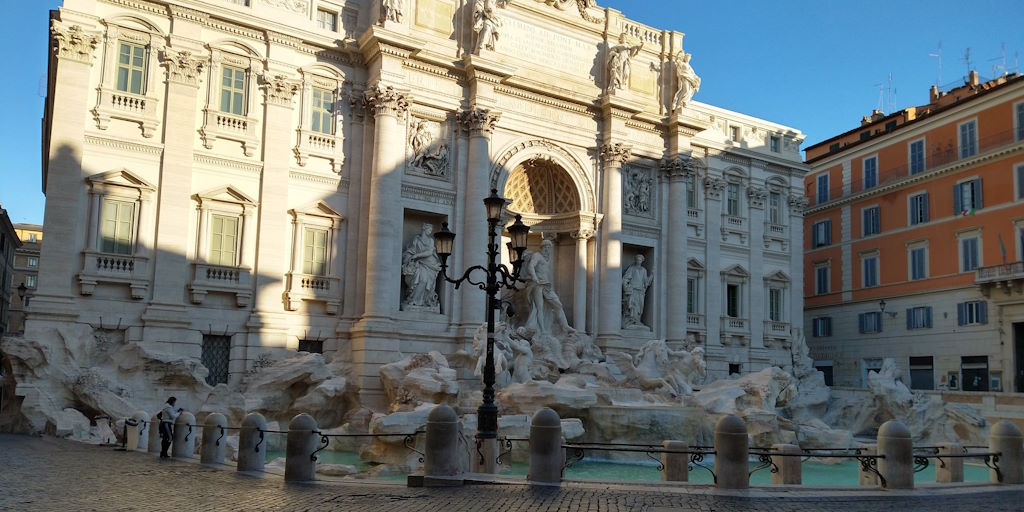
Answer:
xmin=260 ymin=74 xmax=301 ymax=107
xmin=259 ymin=0 xmax=308 ymax=14
xmin=457 ymin=108 xmax=501 ymax=135
xmin=160 ymin=49 xmax=206 ymax=87
xmin=401 ymin=183 xmax=456 ymax=206
xmin=364 ymin=84 xmax=410 ymax=118
xmin=51 ymin=24 xmax=100 ymax=64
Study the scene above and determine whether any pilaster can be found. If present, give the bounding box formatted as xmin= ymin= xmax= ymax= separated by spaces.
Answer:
xmin=747 ymin=184 xmax=767 ymax=349
xmin=703 ymin=175 xmax=726 ymax=351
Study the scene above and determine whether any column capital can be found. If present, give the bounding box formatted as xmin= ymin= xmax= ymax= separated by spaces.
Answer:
xmin=348 ymin=88 xmax=368 ymax=122
xmin=260 ymin=74 xmax=301 ymax=107
xmin=364 ymin=84 xmax=410 ymax=118
xmin=571 ymin=228 xmax=596 ymax=240
xmin=703 ymin=176 xmax=726 ymax=199
xmin=160 ymin=49 xmax=207 ymax=87
xmin=457 ymin=108 xmax=501 ymax=135
xmin=600 ymin=143 xmax=632 ymax=165
xmin=51 ymin=23 xmax=100 ymax=64
xmin=788 ymin=195 xmax=809 ymax=215
xmin=747 ymin=186 xmax=768 ymax=209
xmin=659 ymin=156 xmax=701 ymax=179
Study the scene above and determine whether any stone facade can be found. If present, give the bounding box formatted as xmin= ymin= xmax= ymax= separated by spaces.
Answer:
xmin=7 ymin=224 xmax=42 ymax=334
xmin=31 ymin=0 xmax=806 ymax=408
xmin=0 ymin=208 xmax=19 ymax=335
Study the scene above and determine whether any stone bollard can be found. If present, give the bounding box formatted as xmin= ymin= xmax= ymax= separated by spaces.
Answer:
xmin=148 ymin=410 xmax=162 ymax=454
xmin=171 ymin=412 xmax=196 ymax=459
xmin=989 ymin=420 xmax=1024 ymax=484
xmin=935 ymin=442 xmax=963 ymax=483
xmin=877 ymin=420 xmax=913 ymax=489
xmin=285 ymin=414 xmax=319 ymax=482
xmin=238 ymin=412 xmax=268 ymax=473
xmin=661 ymin=440 xmax=689 ymax=482
xmin=201 ymin=413 xmax=227 ymax=465
xmin=528 ymin=408 xmax=562 ymax=484
xmin=424 ymin=405 xmax=461 ymax=479
xmin=714 ymin=415 xmax=749 ymax=489
xmin=857 ymin=445 xmax=880 ymax=487
xmin=770 ymin=443 xmax=802 ymax=485
xmin=127 ymin=411 xmax=149 ymax=452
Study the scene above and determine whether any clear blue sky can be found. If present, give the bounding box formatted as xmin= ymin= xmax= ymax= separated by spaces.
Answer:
xmin=1 ymin=0 xmax=1020 ymax=225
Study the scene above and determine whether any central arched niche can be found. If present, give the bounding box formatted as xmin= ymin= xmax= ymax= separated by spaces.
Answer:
xmin=504 ymin=157 xmax=580 ymax=216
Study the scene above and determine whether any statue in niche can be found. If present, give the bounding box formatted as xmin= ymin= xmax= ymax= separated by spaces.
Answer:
xmin=622 ymin=254 xmax=653 ymax=328
xmin=472 ymin=0 xmax=508 ymax=54
xmin=672 ymin=51 xmax=701 ymax=111
xmin=606 ymin=33 xmax=643 ymax=92
xmin=408 ymin=120 xmax=450 ymax=177
xmin=401 ymin=223 xmax=441 ymax=310
xmin=522 ymin=240 xmax=574 ymax=336
xmin=624 ymin=168 xmax=652 ymax=215
xmin=381 ymin=0 xmax=404 ymax=23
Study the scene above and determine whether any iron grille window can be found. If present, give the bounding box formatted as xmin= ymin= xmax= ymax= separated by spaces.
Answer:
xmin=298 ymin=339 xmax=324 ymax=354
xmin=201 ymin=335 xmax=231 ymax=386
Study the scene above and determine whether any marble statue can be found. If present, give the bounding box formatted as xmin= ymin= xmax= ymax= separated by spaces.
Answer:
xmin=621 ymin=254 xmax=653 ymax=328
xmin=672 ymin=51 xmax=700 ymax=111
xmin=610 ymin=340 xmax=704 ymax=396
xmin=606 ymin=33 xmax=643 ymax=92
xmin=472 ymin=0 xmax=507 ymax=53
xmin=523 ymin=240 xmax=573 ymax=335
xmin=381 ymin=0 xmax=403 ymax=23
xmin=401 ymin=223 xmax=441 ymax=309
xmin=408 ymin=121 xmax=450 ymax=177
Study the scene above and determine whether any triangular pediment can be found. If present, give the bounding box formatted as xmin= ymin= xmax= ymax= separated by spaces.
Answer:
xmin=195 ymin=185 xmax=256 ymax=206
xmin=720 ymin=264 xmax=749 ymax=278
xmin=687 ymin=258 xmax=705 ymax=271
xmin=764 ymin=270 xmax=791 ymax=283
xmin=88 ymin=168 xmax=156 ymax=191
xmin=289 ymin=200 xmax=342 ymax=220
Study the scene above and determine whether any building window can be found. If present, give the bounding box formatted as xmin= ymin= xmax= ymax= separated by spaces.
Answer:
xmin=957 ymin=300 xmax=988 ymax=325
xmin=859 ymin=130 xmax=871 ymax=141
xmin=220 ymin=66 xmax=247 ymax=116
xmin=858 ymin=311 xmax=882 ymax=333
xmin=298 ymin=339 xmax=324 ymax=354
xmin=885 ymin=120 xmax=898 ymax=132
xmin=726 ymin=283 xmax=741 ymax=317
xmin=811 ymin=219 xmax=831 ymax=248
xmin=28 ymin=233 xmax=37 ymax=243
xmin=726 ymin=183 xmax=741 ymax=217
xmin=961 ymin=355 xmax=989 ymax=391
xmin=959 ymin=120 xmax=977 ymax=158
xmin=816 ymin=174 xmax=829 ymax=203
xmin=302 ymin=227 xmax=328 ymax=276
xmin=730 ymin=126 xmax=740 ymax=142
xmin=768 ymin=192 xmax=782 ymax=224
xmin=208 ymin=214 xmax=239 ymax=267
xmin=729 ymin=363 xmax=741 ymax=375
xmin=812 ymin=317 xmax=832 ymax=337
xmin=862 ymin=254 xmax=878 ymax=288
xmin=310 ymin=87 xmax=335 ymax=135
xmin=908 ymin=192 xmax=929 ymax=225
xmin=316 ymin=8 xmax=338 ymax=31
xmin=27 ymin=257 xmax=38 ymax=268
xmin=686 ymin=277 xmax=699 ymax=314
xmin=814 ymin=263 xmax=829 ymax=295
xmin=1018 ymin=165 xmax=1024 ymax=200
xmin=909 ymin=245 xmax=928 ymax=280
xmin=828 ymin=142 xmax=841 ymax=153
xmin=201 ymin=334 xmax=231 ymax=386
xmin=768 ymin=288 xmax=783 ymax=322
xmin=954 ymin=178 xmax=983 ymax=215
xmin=685 ymin=175 xmax=696 ymax=208
xmin=909 ymin=356 xmax=934 ymax=390
xmin=1017 ymin=102 xmax=1024 ymax=141
xmin=960 ymin=236 xmax=980 ymax=272
xmin=909 ymin=139 xmax=925 ymax=174
xmin=863 ymin=156 xmax=878 ymax=189
xmin=906 ymin=306 xmax=933 ymax=329
xmin=862 ymin=206 xmax=880 ymax=236
xmin=770 ymin=135 xmax=780 ymax=152
xmin=101 ymin=199 xmax=135 ymax=255
xmin=25 ymin=275 xmax=37 ymax=288
xmin=116 ymin=43 xmax=147 ymax=95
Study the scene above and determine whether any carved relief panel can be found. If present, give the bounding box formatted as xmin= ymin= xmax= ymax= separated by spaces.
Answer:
xmin=406 ymin=115 xmax=451 ymax=180
xmin=623 ymin=165 xmax=653 ymax=218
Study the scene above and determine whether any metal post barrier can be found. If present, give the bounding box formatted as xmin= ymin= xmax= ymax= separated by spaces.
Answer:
xmin=201 ymin=413 xmax=227 ymax=465
xmin=238 ymin=412 xmax=268 ymax=473
xmin=528 ymin=408 xmax=562 ymax=484
xmin=989 ymin=420 xmax=1023 ymax=484
xmin=661 ymin=440 xmax=689 ymax=482
xmin=857 ymin=445 xmax=881 ymax=487
xmin=171 ymin=411 xmax=195 ymax=459
xmin=284 ymin=413 xmax=318 ymax=482
xmin=714 ymin=415 xmax=749 ymax=489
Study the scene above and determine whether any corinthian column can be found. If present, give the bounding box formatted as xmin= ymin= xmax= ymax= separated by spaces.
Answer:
xmin=597 ymin=143 xmax=631 ymax=348
xmin=663 ymin=158 xmax=692 ymax=344
xmin=457 ymin=108 xmax=500 ymax=331
xmin=360 ymin=84 xmax=409 ymax=326
xmin=571 ymin=229 xmax=594 ymax=332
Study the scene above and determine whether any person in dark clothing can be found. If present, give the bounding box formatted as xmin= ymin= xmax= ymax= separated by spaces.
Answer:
xmin=159 ymin=397 xmax=182 ymax=458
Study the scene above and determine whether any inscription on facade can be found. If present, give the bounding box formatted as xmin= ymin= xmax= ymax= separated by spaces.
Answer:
xmin=498 ymin=16 xmax=596 ymax=78
xmin=416 ymin=0 xmax=454 ymax=35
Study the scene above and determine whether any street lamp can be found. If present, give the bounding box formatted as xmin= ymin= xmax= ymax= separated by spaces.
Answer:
xmin=433 ymin=188 xmax=530 ymax=466
xmin=16 ymin=283 xmax=27 ymax=301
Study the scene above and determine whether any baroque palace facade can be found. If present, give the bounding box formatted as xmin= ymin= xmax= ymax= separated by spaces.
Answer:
xmin=35 ymin=0 xmax=806 ymax=405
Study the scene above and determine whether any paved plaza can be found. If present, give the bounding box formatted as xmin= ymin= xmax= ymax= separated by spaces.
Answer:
xmin=1 ymin=434 xmax=1022 ymax=511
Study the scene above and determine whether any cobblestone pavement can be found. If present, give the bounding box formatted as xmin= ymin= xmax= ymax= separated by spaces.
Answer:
xmin=1 ymin=434 xmax=1022 ymax=511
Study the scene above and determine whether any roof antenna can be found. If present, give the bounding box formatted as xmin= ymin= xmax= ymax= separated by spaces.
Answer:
xmin=928 ymin=41 xmax=942 ymax=87
xmin=963 ymin=47 xmax=972 ymax=78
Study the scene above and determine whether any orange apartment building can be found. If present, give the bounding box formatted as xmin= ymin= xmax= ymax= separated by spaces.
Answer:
xmin=803 ymin=72 xmax=1024 ymax=393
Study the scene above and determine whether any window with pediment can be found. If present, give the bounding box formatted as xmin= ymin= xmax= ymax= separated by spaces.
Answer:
xmin=294 ymin=67 xmax=344 ymax=173
xmin=188 ymin=186 xmax=256 ymax=307
xmin=285 ymin=201 xmax=344 ymax=315
xmin=200 ymin=43 xmax=263 ymax=157
xmin=92 ymin=19 xmax=164 ymax=137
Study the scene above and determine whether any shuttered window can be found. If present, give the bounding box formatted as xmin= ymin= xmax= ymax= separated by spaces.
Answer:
xmin=209 ymin=215 xmax=238 ymax=266
xmin=959 ymin=120 xmax=977 ymax=158
xmin=116 ymin=43 xmax=147 ymax=95
xmin=906 ymin=306 xmax=932 ymax=329
xmin=100 ymin=199 xmax=135 ymax=255
xmin=302 ymin=227 xmax=328 ymax=276
xmin=953 ymin=179 xmax=983 ymax=215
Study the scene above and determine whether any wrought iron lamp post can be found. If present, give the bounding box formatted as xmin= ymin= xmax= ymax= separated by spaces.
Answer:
xmin=433 ymin=188 xmax=530 ymax=463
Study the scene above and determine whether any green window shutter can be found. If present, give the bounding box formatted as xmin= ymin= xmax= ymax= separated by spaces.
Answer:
xmin=101 ymin=199 xmax=135 ymax=254
xmin=303 ymin=227 xmax=328 ymax=275
xmin=209 ymin=215 xmax=238 ymax=266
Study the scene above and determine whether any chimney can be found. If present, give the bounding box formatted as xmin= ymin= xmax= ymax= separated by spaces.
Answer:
xmin=929 ymin=84 xmax=939 ymax=103
xmin=968 ymin=70 xmax=979 ymax=87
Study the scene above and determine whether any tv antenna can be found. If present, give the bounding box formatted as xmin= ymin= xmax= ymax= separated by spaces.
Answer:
xmin=874 ymin=72 xmax=894 ymax=114
xmin=963 ymin=47 xmax=973 ymax=76
xmin=928 ymin=42 xmax=942 ymax=86
xmin=989 ymin=42 xmax=1007 ymax=77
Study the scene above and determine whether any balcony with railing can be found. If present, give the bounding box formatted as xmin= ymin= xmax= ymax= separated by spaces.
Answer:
xmin=200 ymin=108 xmax=261 ymax=156
xmin=721 ymin=316 xmax=749 ymax=334
xmin=92 ymin=86 xmax=161 ymax=138
xmin=976 ymin=261 xmax=1024 ymax=297
xmin=764 ymin=320 xmax=790 ymax=337
xmin=294 ymin=127 xmax=344 ymax=173
xmin=285 ymin=272 xmax=342 ymax=314
xmin=686 ymin=313 xmax=704 ymax=330
xmin=189 ymin=263 xmax=253 ymax=307
xmin=78 ymin=250 xmax=150 ymax=299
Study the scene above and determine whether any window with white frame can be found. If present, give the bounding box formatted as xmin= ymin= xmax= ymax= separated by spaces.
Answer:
xmin=959 ymin=120 xmax=978 ymax=158
xmin=906 ymin=306 xmax=932 ymax=329
xmin=957 ymin=300 xmax=988 ymax=325
xmin=302 ymin=227 xmax=328 ymax=276
xmin=909 ymin=192 xmax=929 ymax=225
xmin=862 ymin=252 xmax=879 ymax=288
xmin=768 ymin=287 xmax=783 ymax=321
xmin=25 ymin=275 xmax=37 ymax=288
xmin=685 ymin=175 xmax=696 ymax=208
xmin=768 ymin=192 xmax=782 ymax=224
xmin=770 ymin=135 xmax=781 ymax=153
xmin=909 ymin=139 xmax=925 ymax=174
xmin=812 ymin=317 xmax=832 ymax=337
xmin=862 ymin=206 xmax=880 ymax=236
xmin=116 ymin=42 xmax=147 ymax=95
xmin=208 ymin=215 xmax=239 ymax=267
xmin=220 ymin=65 xmax=248 ymax=116
xmin=310 ymin=87 xmax=335 ymax=134
xmin=686 ymin=277 xmax=699 ymax=314
xmin=28 ymin=233 xmax=37 ymax=243
xmin=858 ymin=311 xmax=882 ymax=333
xmin=815 ymin=262 xmax=829 ymax=295
xmin=816 ymin=173 xmax=829 ymax=203
xmin=1017 ymin=102 xmax=1024 ymax=141
xmin=908 ymin=243 xmax=928 ymax=280
xmin=863 ymin=156 xmax=878 ymax=189
xmin=316 ymin=8 xmax=338 ymax=31
xmin=27 ymin=257 xmax=38 ymax=268
xmin=730 ymin=125 xmax=740 ymax=142
xmin=954 ymin=178 xmax=983 ymax=215
xmin=812 ymin=219 xmax=831 ymax=247
xmin=193 ymin=187 xmax=255 ymax=270
xmin=101 ymin=199 xmax=135 ymax=255
xmin=960 ymin=235 xmax=980 ymax=272
xmin=726 ymin=283 xmax=742 ymax=317
xmin=726 ymin=183 xmax=741 ymax=217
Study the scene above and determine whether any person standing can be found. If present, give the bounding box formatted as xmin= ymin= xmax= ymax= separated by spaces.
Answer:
xmin=159 ymin=396 xmax=182 ymax=459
